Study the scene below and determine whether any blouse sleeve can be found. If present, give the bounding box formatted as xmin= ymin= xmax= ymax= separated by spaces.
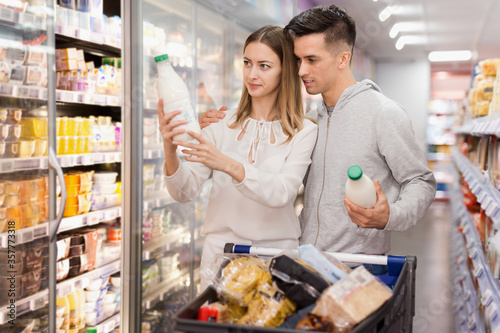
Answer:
xmin=164 ymin=125 xmax=216 ymax=203
xmin=233 ymin=121 xmax=318 ymax=208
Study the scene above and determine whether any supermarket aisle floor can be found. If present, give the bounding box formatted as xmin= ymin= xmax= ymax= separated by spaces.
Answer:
xmin=389 ymin=200 xmax=454 ymax=333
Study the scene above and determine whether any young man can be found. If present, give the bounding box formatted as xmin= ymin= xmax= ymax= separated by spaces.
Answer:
xmin=199 ymin=5 xmax=436 ymax=258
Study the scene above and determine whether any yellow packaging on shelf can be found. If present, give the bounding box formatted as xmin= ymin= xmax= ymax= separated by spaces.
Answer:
xmin=19 ymin=117 xmax=48 ymax=137
xmin=489 ymin=64 xmax=500 ymax=115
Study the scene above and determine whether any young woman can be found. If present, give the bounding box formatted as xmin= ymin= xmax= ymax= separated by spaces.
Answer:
xmin=157 ymin=25 xmax=318 ymax=290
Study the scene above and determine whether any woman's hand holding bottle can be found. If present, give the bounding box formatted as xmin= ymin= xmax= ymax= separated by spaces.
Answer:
xmin=174 ymin=131 xmax=245 ymax=183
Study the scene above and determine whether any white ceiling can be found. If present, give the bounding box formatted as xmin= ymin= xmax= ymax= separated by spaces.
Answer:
xmin=309 ymin=0 xmax=500 ymax=74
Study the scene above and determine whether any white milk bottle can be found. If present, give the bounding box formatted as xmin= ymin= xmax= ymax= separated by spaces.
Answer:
xmin=345 ymin=165 xmax=377 ymax=208
xmin=155 ymin=54 xmax=201 ymax=141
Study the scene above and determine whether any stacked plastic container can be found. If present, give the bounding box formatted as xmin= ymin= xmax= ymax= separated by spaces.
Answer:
xmin=91 ymin=171 xmax=121 ymax=211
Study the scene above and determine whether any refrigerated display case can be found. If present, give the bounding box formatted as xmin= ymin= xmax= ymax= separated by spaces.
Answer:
xmin=122 ymin=0 xmax=296 ymax=331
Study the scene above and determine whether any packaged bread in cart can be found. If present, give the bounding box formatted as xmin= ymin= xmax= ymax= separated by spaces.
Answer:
xmin=311 ymin=265 xmax=393 ymax=330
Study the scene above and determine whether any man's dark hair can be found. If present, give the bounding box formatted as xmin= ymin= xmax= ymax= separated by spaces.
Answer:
xmin=285 ymin=5 xmax=356 ymax=54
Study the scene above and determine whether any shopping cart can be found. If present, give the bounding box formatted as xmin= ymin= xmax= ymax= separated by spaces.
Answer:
xmin=175 ymin=244 xmax=417 ymax=333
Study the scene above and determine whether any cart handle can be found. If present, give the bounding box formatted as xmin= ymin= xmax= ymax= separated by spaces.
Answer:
xmin=224 ymin=243 xmax=406 ymax=277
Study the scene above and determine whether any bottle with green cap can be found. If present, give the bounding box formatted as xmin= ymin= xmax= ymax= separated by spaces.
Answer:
xmin=155 ymin=53 xmax=201 ymax=141
xmin=345 ymin=165 xmax=377 ymax=208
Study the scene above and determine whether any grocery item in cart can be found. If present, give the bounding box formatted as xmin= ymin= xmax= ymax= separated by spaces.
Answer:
xmin=269 ymin=254 xmax=330 ymax=309
xmin=311 ymin=265 xmax=392 ymax=330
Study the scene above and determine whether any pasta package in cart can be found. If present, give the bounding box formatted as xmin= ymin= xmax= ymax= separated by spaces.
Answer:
xmin=202 ymin=254 xmax=272 ymax=306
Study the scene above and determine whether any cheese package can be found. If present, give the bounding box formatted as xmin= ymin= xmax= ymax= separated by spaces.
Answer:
xmin=312 ymin=265 xmax=392 ymax=328
xmin=481 ymin=58 xmax=500 ymax=77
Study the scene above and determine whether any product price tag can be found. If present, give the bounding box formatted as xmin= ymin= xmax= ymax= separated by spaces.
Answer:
xmin=469 ymin=247 xmax=478 ymax=260
xmin=104 ymin=209 xmax=117 ymax=221
xmin=0 ymin=160 xmax=14 ymax=173
xmin=104 ymin=320 xmax=116 ymax=332
xmin=21 ymin=230 xmax=33 ymax=244
xmin=32 ymin=295 xmax=46 ymax=310
xmin=105 ymin=153 xmax=116 ymax=163
xmin=94 ymin=94 xmax=106 ymax=105
xmin=473 ymin=264 xmax=484 ymax=278
xmin=88 ymin=213 xmax=100 ymax=225
xmin=16 ymin=301 xmax=30 ymax=316
xmin=18 ymin=12 xmax=35 ymax=26
xmin=13 ymin=85 xmax=30 ymax=98
xmin=33 ymin=225 xmax=47 ymax=239
xmin=0 ymin=83 xmax=13 ymax=96
xmin=76 ymin=28 xmax=91 ymax=41
xmin=59 ymin=284 xmax=72 ymax=298
xmin=0 ymin=6 xmax=15 ymax=22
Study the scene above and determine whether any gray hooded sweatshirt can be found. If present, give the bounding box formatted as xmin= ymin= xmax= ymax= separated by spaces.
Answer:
xmin=299 ymin=79 xmax=437 ymax=254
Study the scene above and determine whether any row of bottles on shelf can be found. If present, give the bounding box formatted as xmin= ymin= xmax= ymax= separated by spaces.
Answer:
xmin=458 ymin=134 xmax=500 ymax=191
xmin=0 ymin=111 xmax=122 ymax=159
xmin=56 ymin=49 xmax=121 ymax=97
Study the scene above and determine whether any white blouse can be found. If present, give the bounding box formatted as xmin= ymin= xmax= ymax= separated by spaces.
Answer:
xmin=164 ymin=109 xmax=318 ymax=243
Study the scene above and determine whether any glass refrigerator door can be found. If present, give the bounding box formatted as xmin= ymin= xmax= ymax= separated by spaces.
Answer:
xmin=0 ymin=0 xmax=57 ymax=331
xmin=122 ymin=0 xmax=296 ymax=331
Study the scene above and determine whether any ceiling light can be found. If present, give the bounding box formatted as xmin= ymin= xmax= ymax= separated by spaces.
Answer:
xmin=395 ymin=35 xmax=427 ymax=50
xmin=395 ymin=36 xmax=406 ymax=50
xmin=378 ymin=6 xmax=394 ymax=22
xmin=428 ymin=50 xmax=472 ymax=62
xmin=389 ymin=25 xmax=399 ymax=39
xmin=389 ymin=22 xmax=425 ymax=39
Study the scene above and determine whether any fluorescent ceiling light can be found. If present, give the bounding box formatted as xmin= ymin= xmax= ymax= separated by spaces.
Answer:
xmin=389 ymin=22 xmax=425 ymax=39
xmin=379 ymin=6 xmax=394 ymax=22
xmin=395 ymin=35 xmax=427 ymax=50
xmin=428 ymin=50 xmax=472 ymax=62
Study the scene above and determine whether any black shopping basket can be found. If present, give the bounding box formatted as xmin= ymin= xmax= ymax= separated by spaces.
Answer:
xmin=175 ymin=244 xmax=417 ymax=333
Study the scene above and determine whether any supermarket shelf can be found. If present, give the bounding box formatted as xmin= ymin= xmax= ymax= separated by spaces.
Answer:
xmin=427 ymin=152 xmax=452 ymax=161
xmin=0 ymin=259 xmax=120 ymax=325
xmin=0 ymin=83 xmax=47 ymax=100
xmin=142 ymin=268 xmax=189 ymax=311
xmin=0 ymin=206 xmax=121 ymax=248
xmin=0 ymin=152 xmax=122 ymax=174
xmin=427 ymin=142 xmax=455 ymax=146
xmin=56 ymin=32 xmax=121 ymax=56
xmin=0 ymin=6 xmax=46 ymax=31
xmin=0 ymin=156 xmax=48 ymax=173
xmin=143 ymin=190 xmax=176 ymax=211
xmin=56 ymin=89 xmax=121 ymax=107
xmin=450 ymin=228 xmax=485 ymax=332
xmin=93 ymin=312 xmax=120 ymax=333
xmin=434 ymin=171 xmax=454 ymax=184
xmin=453 ymin=149 xmax=500 ymax=227
xmin=451 ymin=190 xmax=500 ymax=331
xmin=142 ymin=226 xmax=190 ymax=261
xmin=435 ymin=190 xmax=450 ymax=200
xmin=59 ymin=206 xmax=121 ymax=232
xmin=0 ymin=85 xmax=122 ymax=106
xmin=454 ymin=113 xmax=500 ymax=136
xmin=143 ymin=147 xmax=164 ymax=160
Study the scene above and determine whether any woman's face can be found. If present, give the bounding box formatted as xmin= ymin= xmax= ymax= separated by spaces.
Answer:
xmin=243 ymin=41 xmax=281 ymax=100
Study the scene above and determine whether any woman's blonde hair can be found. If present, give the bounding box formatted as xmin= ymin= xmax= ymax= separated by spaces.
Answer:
xmin=230 ymin=25 xmax=305 ymax=142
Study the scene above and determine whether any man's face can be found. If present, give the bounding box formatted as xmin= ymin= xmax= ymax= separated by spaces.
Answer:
xmin=294 ymin=33 xmax=338 ymax=96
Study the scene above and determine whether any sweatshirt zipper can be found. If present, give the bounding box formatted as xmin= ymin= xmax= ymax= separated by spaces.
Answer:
xmin=314 ymin=116 xmax=330 ymax=245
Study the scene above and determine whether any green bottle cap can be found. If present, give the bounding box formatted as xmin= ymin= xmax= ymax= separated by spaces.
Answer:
xmin=154 ymin=54 xmax=169 ymax=63
xmin=87 ymin=328 xmax=97 ymax=333
xmin=347 ymin=165 xmax=363 ymax=180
